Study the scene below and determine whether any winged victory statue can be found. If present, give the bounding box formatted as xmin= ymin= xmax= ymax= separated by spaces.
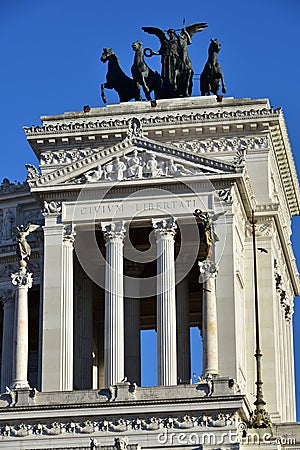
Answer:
xmin=142 ymin=22 xmax=208 ymax=98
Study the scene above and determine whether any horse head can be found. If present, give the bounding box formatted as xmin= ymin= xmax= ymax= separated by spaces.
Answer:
xmin=209 ymin=39 xmax=221 ymax=55
xmin=131 ymin=41 xmax=143 ymax=52
xmin=100 ymin=48 xmax=114 ymax=63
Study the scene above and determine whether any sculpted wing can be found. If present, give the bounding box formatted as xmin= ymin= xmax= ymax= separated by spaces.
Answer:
xmin=183 ymin=22 xmax=208 ymax=39
xmin=27 ymin=223 xmax=40 ymax=233
xmin=211 ymin=211 xmax=226 ymax=222
xmin=141 ymin=27 xmax=167 ymax=44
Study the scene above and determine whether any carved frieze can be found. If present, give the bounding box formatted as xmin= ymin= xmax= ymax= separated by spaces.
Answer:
xmin=172 ymin=136 xmax=269 ymax=155
xmin=75 ymin=150 xmax=212 ymax=185
xmin=40 ymin=147 xmax=103 ymax=166
xmin=23 ymin=107 xmax=281 ymax=136
xmin=0 ymin=412 xmax=239 ymax=439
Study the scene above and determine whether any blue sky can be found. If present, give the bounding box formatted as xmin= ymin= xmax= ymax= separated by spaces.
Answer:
xmin=1 ymin=0 xmax=300 ymax=417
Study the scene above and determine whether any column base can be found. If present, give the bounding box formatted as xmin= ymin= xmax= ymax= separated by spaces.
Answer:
xmin=201 ymin=369 xmax=221 ymax=377
xmin=10 ymin=380 xmax=30 ymax=390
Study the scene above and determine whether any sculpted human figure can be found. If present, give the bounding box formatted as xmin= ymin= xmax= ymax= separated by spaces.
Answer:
xmin=124 ymin=150 xmax=143 ymax=178
xmin=1 ymin=209 xmax=15 ymax=240
xmin=144 ymin=154 xmax=162 ymax=178
xmin=142 ymin=22 xmax=207 ymax=98
xmin=166 ymin=158 xmax=194 ymax=176
xmin=85 ymin=165 xmax=103 ymax=182
xmin=106 ymin=157 xmax=126 ymax=181
xmin=193 ymin=209 xmax=225 ymax=255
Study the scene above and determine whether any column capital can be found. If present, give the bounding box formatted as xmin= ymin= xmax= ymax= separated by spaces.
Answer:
xmin=63 ymin=224 xmax=76 ymax=246
xmin=101 ymin=221 xmax=126 ymax=242
xmin=11 ymin=264 xmax=33 ymax=289
xmin=0 ymin=289 xmax=14 ymax=305
xmin=198 ymin=258 xmax=218 ymax=283
xmin=152 ymin=217 xmax=177 ymax=238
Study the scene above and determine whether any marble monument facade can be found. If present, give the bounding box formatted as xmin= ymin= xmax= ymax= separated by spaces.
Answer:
xmin=0 ymin=96 xmax=299 ymax=449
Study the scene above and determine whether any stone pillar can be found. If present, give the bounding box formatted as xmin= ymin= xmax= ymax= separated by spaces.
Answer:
xmin=198 ymin=258 xmax=219 ymax=376
xmin=61 ymin=226 xmax=76 ymax=391
xmin=153 ymin=218 xmax=177 ymax=386
xmin=101 ymin=221 xmax=126 ymax=387
xmin=10 ymin=262 xmax=33 ymax=389
xmin=176 ymin=276 xmax=190 ymax=383
xmin=41 ymin=209 xmax=75 ymax=392
xmin=0 ymin=289 xmax=15 ymax=391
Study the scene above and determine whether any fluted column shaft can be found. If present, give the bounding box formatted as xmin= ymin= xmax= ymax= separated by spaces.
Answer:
xmin=10 ymin=262 xmax=33 ymax=389
xmin=61 ymin=227 xmax=76 ymax=391
xmin=199 ymin=258 xmax=219 ymax=376
xmin=101 ymin=221 xmax=126 ymax=387
xmin=153 ymin=218 xmax=177 ymax=386
xmin=0 ymin=290 xmax=15 ymax=391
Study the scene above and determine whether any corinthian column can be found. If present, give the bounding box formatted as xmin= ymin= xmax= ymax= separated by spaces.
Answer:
xmin=198 ymin=258 xmax=219 ymax=376
xmin=0 ymin=289 xmax=15 ymax=391
xmin=10 ymin=261 xmax=33 ymax=389
xmin=101 ymin=221 xmax=126 ymax=387
xmin=153 ymin=218 xmax=177 ymax=386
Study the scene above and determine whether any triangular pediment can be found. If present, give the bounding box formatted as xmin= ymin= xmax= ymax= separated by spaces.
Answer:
xmin=26 ymin=118 xmax=240 ymax=189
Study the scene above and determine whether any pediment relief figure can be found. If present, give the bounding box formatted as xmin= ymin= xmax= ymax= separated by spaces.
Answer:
xmin=77 ymin=149 xmax=202 ymax=184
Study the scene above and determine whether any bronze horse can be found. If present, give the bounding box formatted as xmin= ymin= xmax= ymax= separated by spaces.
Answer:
xmin=131 ymin=41 xmax=161 ymax=100
xmin=100 ymin=48 xmax=141 ymax=103
xmin=200 ymin=39 xmax=226 ymax=96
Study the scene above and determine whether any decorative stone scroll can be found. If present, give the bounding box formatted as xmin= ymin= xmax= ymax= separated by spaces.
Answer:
xmin=11 ymin=265 xmax=33 ymax=288
xmin=43 ymin=200 xmax=62 ymax=215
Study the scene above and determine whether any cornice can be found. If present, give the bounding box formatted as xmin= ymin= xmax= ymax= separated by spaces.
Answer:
xmin=270 ymin=113 xmax=300 ymax=216
xmin=24 ymin=105 xmax=281 ymax=139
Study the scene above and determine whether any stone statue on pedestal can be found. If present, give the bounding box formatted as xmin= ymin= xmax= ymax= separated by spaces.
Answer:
xmin=13 ymin=224 xmax=40 ymax=262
